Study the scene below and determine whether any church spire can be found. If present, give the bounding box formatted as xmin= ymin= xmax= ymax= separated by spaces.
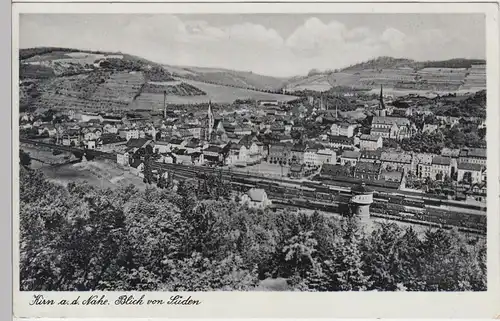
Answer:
xmin=379 ymin=84 xmax=385 ymax=109
xmin=207 ymin=100 xmax=214 ymax=141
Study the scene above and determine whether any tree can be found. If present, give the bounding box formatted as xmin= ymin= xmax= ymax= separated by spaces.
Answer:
xmin=19 ymin=149 xmax=31 ymax=168
xmin=282 ymin=231 xmax=318 ymax=277
xmin=19 ymin=166 xmax=488 ymax=292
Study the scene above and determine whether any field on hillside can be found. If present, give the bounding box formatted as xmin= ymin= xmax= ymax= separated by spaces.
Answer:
xmin=164 ymin=65 xmax=288 ymax=91
xmin=285 ymin=74 xmax=332 ymax=92
xmin=130 ymin=78 xmax=298 ymax=108
xmin=27 ymin=71 xmax=145 ymax=111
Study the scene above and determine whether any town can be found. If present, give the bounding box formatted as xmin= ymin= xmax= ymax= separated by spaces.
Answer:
xmin=19 ymin=74 xmax=487 ymax=234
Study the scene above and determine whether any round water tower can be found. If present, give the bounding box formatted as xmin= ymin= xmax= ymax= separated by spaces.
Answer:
xmin=350 ymin=182 xmax=374 ymax=225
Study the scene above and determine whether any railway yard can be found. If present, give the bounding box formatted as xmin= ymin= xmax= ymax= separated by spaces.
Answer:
xmin=20 ymin=139 xmax=487 ymax=235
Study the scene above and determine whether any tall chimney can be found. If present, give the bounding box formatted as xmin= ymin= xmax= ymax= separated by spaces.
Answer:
xmin=163 ymin=90 xmax=167 ymax=119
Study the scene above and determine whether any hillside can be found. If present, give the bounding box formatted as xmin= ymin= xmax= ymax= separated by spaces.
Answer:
xmin=163 ymin=65 xmax=288 ymax=91
xmin=285 ymin=56 xmax=486 ymax=93
xmin=19 ymin=47 xmax=298 ymax=112
xmin=342 ymin=57 xmax=416 ymax=71
xmin=342 ymin=56 xmax=486 ymax=71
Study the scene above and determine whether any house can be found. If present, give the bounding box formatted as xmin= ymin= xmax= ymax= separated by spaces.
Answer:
xmin=359 ymin=150 xmax=382 ymax=163
xmin=268 ymin=143 xmax=292 ymax=165
xmin=86 ymin=140 xmax=97 ymax=150
xmin=239 ymin=135 xmax=263 ymax=164
xmin=126 ymin=138 xmax=155 ymax=157
xmin=154 ymin=140 xmax=171 ymax=154
xmin=185 ymin=125 xmax=202 ymax=139
xmin=240 ymin=188 xmax=272 ymax=209
xmin=61 ymin=129 xmax=80 ymax=146
xmin=381 ymin=169 xmax=405 ymax=188
xmin=370 ymin=127 xmax=392 ymax=139
xmin=316 ymin=149 xmax=337 ymax=166
xmin=459 ymin=148 xmax=487 ymax=166
xmin=304 ymin=148 xmax=319 ymax=167
xmin=203 ymin=145 xmax=223 ymax=164
xmin=319 ymin=163 xmax=351 ymax=180
xmin=330 ymin=122 xmax=356 ymax=138
xmin=278 ymin=134 xmax=294 ymax=143
xmin=414 ymin=153 xmax=435 ymax=178
xmin=172 ymin=149 xmax=193 ymax=165
xmin=119 ymin=128 xmax=139 ymax=141
xmin=457 ymin=162 xmax=484 ymax=184
xmin=117 ymin=151 xmax=130 ymax=166
xmin=184 ymin=138 xmax=203 ymax=154
xmin=289 ymin=164 xmax=304 ymax=178
xmin=99 ymin=134 xmax=126 ymax=148
xmin=359 ymin=134 xmax=383 ymax=151
xmin=169 ymin=137 xmax=186 ymax=151
xmin=380 ymin=152 xmax=413 ymax=172
xmin=129 ymin=159 xmax=144 ymax=177
xmin=234 ymin=126 xmax=252 ymax=137
xmin=354 ymin=162 xmax=382 ymax=181
xmin=82 ymin=128 xmax=101 ymax=141
xmin=418 ymin=161 xmax=432 ymax=179
xmin=340 ymin=150 xmax=361 ymax=166
xmin=155 ymin=152 xmax=174 ymax=164
xmin=430 ymin=156 xmax=452 ymax=181
xmin=227 ymin=143 xmax=243 ymax=166
xmin=290 ymin=144 xmax=306 ymax=165
xmin=328 ymin=135 xmax=355 ymax=149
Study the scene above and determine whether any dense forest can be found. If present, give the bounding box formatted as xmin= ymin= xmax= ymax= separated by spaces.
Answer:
xmin=19 ymin=162 xmax=486 ymax=292
xmin=432 ymin=90 xmax=487 ymax=118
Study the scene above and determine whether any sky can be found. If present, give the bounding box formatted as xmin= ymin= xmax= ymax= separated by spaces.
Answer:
xmin=19 ymin=14 xmax=485 ymax=77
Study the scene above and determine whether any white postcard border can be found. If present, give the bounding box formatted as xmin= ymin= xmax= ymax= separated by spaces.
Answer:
xmin=11 ymin=2 xmax=500 ymax=319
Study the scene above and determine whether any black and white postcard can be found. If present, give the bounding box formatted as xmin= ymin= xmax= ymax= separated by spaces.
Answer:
xmin=12 ymin=1 xmax=500 ymax=318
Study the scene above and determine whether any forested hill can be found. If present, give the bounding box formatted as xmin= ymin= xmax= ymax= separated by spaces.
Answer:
xmin=19 ymin=163 xmax=487 ymax=292
xmin=342 ymin=56 xmax=486 ymax=71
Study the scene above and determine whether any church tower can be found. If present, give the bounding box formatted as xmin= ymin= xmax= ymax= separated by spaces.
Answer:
xmin=207 ymin=100 xmax=215 ymax=141
xmin=378 ymin=84 xmax=387 ymax=117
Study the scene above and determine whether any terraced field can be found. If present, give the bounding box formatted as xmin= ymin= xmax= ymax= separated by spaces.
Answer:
xmin=27 ymin=71 xmax=146 ymax=111
xmin=93 ymin=71 xmax=145 ymax=103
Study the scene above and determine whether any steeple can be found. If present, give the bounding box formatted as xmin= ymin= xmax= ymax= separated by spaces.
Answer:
xmin=379 ymin=85 xmax=385 ymax=109
xmin=207 ymin=100 xmax=214 ymax=140
xmin=378 ymin=84 xmax=386 ymax=116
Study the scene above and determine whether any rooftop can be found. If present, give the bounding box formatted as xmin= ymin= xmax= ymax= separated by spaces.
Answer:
xmin=351 ymin=183 xmax=373 ymax=194
xmin=247 ymin=188 xmax=267 ymax=202
xmin=459 ymin=148 xmax=487 ymax=159
xmin=341 ymin=150 xmax=361 ymax=159
xmin=360 ymin=134 xmax=382 ymax=142
xmin=432 ymin=156 xmax=451 ymax=166
xmin=380 ymin=152 xmax=412 ymax=164
xmin=372 ymin=116 xmax=410 ymax=127
xmin=458 ymin=162 xmax=484 ymax=171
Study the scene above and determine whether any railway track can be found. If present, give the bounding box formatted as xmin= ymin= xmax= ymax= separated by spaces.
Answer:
xmin=20 ymin=139 xmax=487 ymax=234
